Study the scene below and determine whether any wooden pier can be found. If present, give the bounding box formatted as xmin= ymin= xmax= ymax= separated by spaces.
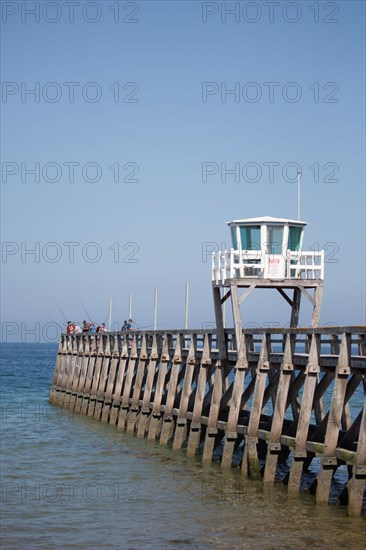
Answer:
xmin=49 ymin=327 xmax=366 ymax=516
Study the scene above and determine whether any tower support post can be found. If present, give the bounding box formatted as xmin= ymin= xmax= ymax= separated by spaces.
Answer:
xmin=230 ymin=282 xmax=242 ymax=350
xmin=290 ymin=287 xmax=302 ymax=328
xmin=212 ymin=286 xmax=227 ymax=360
xmin=310 ymin=285 xmax=324 ymax=328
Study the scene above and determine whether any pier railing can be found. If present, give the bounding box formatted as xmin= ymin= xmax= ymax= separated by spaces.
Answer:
xmin=50 ymin=326 xmax=365 ymax=516
xmin=212 ymin=249 xmax=324 ymax=284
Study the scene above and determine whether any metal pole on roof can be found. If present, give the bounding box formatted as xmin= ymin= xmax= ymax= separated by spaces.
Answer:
xmin=297 ymin=171 xmax=301 ymax=221
xmin=108 ymin=297 xmax=112 ymax=332
xmin=184 ymin=282 xmax=189 ymax=330
xmin=153 ymin=288 xmax=158 ymax=331
xmin=129 ymin=293 xmax=132 ymax=320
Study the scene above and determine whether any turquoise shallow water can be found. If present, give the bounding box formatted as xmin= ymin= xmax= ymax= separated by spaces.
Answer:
xmin=1 ymin=343 xmax=365 ymax=550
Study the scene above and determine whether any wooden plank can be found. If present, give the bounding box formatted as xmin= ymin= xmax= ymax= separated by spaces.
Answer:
xmin=136 ymin=334 xmax=160 ymax=438
xmin=221 ymin=333 xmax=249 ymax=468
xmin=212 ymin=286 xmax=227 ymax=360
xmin=160 ymin=334 xmax=184 ymax=445
xmin=263 ymin=334 xmax=294 ymax=483
xmin=74 ymin=336 xmax=91 ymax=413
xmin=49 ymin=337 xmax=64 ymax=402
xmin=101 ymin=336 xmax=120 ymax=422
xmin=87 ymin=337 xmax=105 ymax=417
xmin=277 ymin=288 xmax=293 ymax=308
xmin=299 ymin=286 xmax=315 ymax=307
xmin=126 ymin=334 xmax=148 ymax=433
xmin=230 ymin=282 xmax=242 ymax=351
xmin=288 ymin=334 xmax=320 ymax=495
xmin=287 ymin=370 xmax=305 ymax=420
xmin=242 ymin=333 xmax=270 ymax=479
xmin=187 ymin=334 xmax=212 ymax=456
xmin=173 ymin=335 xmax=197 ymax=450
xmin=316 ymin=333 xmax=351 ymax=504
xmin=239 ymin=283 xmax=256 ymax=304
xmin=68 ymin=336 xmax=85 ymax=410
xmin=80 ymin=339 xmax=98 ymax=415
xmin=202 ymin=359 xmax=223 ymax=463
xmin=53 ymin=336 xmax=69 ymax=403
xmin=94 ymin=335 xmax=112 ymax=420
xmin=117 ymin=335 xmax=138 ymax=430
xmin=147 ymin=334 xmax=171 ymax=440
xmin=109 ymin=335 xmax=129 ymax=426
xmin=347 ymin=390 xmax=366 ymax=516
xmin=52 ymin=338 xmax=69 ymax=404
xmin=310 ymin=285 xmax=324 ymax=327
xmin=58 ymin=338 xmax=77 ymax=407
xmin=290 ymin=288 xmax=301 ymax=327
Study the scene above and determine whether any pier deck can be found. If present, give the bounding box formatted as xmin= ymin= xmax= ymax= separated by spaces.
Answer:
xmin=50 ymin=326 xmax=366 ymax=516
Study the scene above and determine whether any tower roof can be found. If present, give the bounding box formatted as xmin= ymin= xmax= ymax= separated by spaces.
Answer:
xmin=227 ymin=216 xmax=307 ymax=226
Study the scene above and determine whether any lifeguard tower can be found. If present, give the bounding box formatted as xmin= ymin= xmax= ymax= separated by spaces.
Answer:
xmin=212 ymin=216 xmax=324 ymax=346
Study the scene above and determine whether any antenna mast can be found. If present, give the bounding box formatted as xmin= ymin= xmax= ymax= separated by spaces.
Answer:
xmin=129 ymin=293 xmax=132 ymax=320
xmin=108 ymin=297 xmax=112 ymax=331
xmin=184 ymin=282 xmax=189 ymax=330
xmin=153 ymin=288 xmax=158 ymax=331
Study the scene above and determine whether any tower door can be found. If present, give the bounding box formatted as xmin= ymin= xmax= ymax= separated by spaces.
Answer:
xmin=265 ymin=225 xmax=285 ymax=278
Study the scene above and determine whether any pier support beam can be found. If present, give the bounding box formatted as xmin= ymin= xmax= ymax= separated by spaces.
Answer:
xmin=230 ymin=282 xmax=242 ymax=352
xmin=148 ymin=335 xmax=171 ymax=441
xmin=187 ymin=334 xmax=212 ymax=456
xmin=118 ymin=336 xmax=138 ymax=430
xmin=288 ymin=335 xmax=320 ymax=495
xmin=221 ymin=333 xmax=249 ymax=468
xmin=126 ymin=335 xmax=148 ymax=433
xmin=136 ymin=335 xmax=159 ymax=438
xmin=202 ymin=360 xmax=225 ymax=463
xmin=101 ymin=338 xmax=120 ymax=423
xmin=347 ymin=392 xmax=366 ymax=516
xmin=263 ymin=334 xmax=294 ymax=484
xmin=172 ymin=336 xmax=197 ymax=450
xmin=242 ymin=334 xmax=270 ymax=479
xmin=212 ymin=287 xmax=227 ymax=360
xmin=316 ymin=334 xmax=350 ymax=504
xmin=109 ymin=336 xmax=129 ymax=426
xmin=310 ymin=285 xmax=323 ymax=327
xmin=290 ymin=288 xmax=301 ymax=328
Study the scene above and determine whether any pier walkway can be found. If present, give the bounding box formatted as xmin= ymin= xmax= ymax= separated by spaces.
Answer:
xmin=50 ymin=326 xmax=366 ymax=516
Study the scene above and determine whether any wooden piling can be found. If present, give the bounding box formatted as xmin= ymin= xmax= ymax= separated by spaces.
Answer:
xmin=316 ymin=333 xmax=350 ymax=504
xmin=172 ymin=335 xmax=197 ymax=450
xmin=288 ymin=334 xmax=320 ymax=495
xmin=242 ymin=334 xmax=270 ymax=479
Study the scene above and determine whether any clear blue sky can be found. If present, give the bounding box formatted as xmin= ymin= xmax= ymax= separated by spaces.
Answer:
xmin=1 ymin=1 xmax=365 ymax=340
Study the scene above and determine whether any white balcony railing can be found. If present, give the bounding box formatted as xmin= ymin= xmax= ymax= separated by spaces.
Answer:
xmin=212 ymin=249 xmax=324 ymax=285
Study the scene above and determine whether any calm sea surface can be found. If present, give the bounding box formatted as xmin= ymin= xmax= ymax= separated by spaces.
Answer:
xmin=1 ymin=343 xmax=365 ymax=550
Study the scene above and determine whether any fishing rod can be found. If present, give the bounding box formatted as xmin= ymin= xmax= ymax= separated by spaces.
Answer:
xmin=54 ymin=300 xmax=68 ymax=323
xmin=77 ymin=298 xmax=93 ymax=323
xmin=137 ymin=323 xmax=165 ymax=330
xmin=46 ymin=315 xmax=63 ymax=329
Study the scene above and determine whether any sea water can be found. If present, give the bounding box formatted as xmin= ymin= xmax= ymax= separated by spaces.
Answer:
xmin=1 ymin=343 xmax=365 ymax=550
